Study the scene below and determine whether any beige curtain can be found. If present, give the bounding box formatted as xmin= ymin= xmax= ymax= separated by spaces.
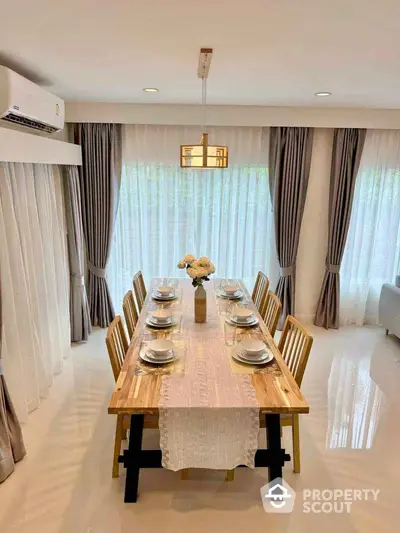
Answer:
xmin=74 ymin=124 xmax=122 ymax=327
xmin=0 ymin=279 xmax=26 ymax=483
xmin=63 ymin=165 xmax=91 ymax=342
xmin=269 ymin=127 xmax=314 ymax=327
xmin=315 ymin=128 xmax=366 ymax=329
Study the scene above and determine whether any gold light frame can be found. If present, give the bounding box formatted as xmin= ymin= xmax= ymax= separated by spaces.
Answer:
xmin=180 ymin=133 xmax=228 ymax=168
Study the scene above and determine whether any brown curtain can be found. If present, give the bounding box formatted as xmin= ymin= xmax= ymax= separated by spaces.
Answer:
xmin=315 ymin=128 xmax=366 ymax=329
xmin=0 ymin=278 xmax=26 ymax=483
xmin=269 ymin=127 xmax=314 ymax=327
xmin=74 ymin=124 xmax=122 ymax=328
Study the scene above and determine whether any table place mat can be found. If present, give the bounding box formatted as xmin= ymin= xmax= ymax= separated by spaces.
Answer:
xmin=134 ymin=337 xmax=188 ymax=376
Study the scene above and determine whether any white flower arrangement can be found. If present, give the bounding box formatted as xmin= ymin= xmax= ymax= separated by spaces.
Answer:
xmin=177 ymin=254 xmax=215 ymax=287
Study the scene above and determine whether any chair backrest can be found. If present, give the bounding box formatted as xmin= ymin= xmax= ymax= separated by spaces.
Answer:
xmin=123 ymin=290 xmax=139 ymax=340
xmin=251 ymin=271 xmax=262 ymax=302
xmin=278 ymin=316 xmax=313 ymax=387
xmin=106 ymin=316 xmax=129 ymax=382
xmin=252 ymin=271 xmax=270 ymax=315
xmin=263 ymin=291 xmax=282 ymax=337
xmin=133 ymin=271 xmax=146 ymax=312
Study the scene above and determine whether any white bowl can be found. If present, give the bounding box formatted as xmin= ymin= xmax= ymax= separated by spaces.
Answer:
xmin=232 ymin=308 xmax=254 ymax=322
xmin=157 ymin=285 xmax=174 ymax=296
xmin=147 ymin=339 xmax=174 ymax=356
xmin=150 ymin=309 xmax=173 ymax=323
xmin=240 ymin=339 xmax=266 ymax=357
xmin=223 ymin=285 xmax=239 ymax=295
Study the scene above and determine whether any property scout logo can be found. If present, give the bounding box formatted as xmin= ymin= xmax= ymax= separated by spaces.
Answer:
xmin=260 ymin=478 xmax=379 ymax=514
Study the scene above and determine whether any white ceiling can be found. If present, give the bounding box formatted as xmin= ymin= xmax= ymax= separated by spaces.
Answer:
xmin=1 ymin=0 xmax=400 ymax=108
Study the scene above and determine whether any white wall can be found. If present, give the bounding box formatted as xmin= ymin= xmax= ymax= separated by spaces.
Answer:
xmin=0 ymin=125 xmax=81 ymax=165
xmin=296 ymin=129 xmax=333 ymax=322
xmin=66 ymin=102 xmax=400 ymax=129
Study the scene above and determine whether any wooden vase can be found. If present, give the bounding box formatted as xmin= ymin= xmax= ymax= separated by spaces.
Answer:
xmin=194 ymin=284 xmax=207 ymax=323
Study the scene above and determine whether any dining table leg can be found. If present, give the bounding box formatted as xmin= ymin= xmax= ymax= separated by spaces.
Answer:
xmin=265 ymin=413 xmax=286 ymax=481
xmin=123 ymin=414 xmax=144 ymax=503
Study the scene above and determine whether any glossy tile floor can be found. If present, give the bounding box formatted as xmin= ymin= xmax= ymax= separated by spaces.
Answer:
xmin=1 ymin=325 xmax=400 ymax=533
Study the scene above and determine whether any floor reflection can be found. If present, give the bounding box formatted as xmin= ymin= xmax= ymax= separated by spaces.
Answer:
xmin=327 ymin=353 xmax=382 ymax=450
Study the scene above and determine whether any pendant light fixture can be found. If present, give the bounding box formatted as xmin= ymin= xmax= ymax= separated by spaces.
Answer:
xmin=180 ymin=48 xmax=228 ymax=168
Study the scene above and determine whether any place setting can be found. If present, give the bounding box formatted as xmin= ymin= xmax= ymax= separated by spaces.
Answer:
xmin=152 ymin=284 xmax=179 ymax=302
xmin=232 ymin=339 xmax=274 ymax=366
xmin=136 ymin=337 xmax=187 ymax=375
xmin=145 ymin=308 xmax=181 ymax=330
xmin=225 ymin=306 xmax=259 ymax=328
xmin=216 ymin=280 xmax=244 ymax=301
xmin=224 ymin=325 xmax=275 ymax=370
xmin=140 ymin=339 xmax=176 ymax=365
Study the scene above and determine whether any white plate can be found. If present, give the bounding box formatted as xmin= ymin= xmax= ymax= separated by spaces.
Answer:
xmin=230 ymin=315 xmax=257 ymax=326
xmin=218 ymin=290 xmax=244 ymax=300
xmin=145 ymin=316 xmax=177 ymax=329
xmin=152 ymin=291 xmax=177 ymax=301
xmin=147 ymin=338 xmax=174 ymax=355
xmin=222 ymin=285 xmax=240 ymax=296
xmin=233 ymin=308 xmax=254 ymax=321
xmin=232 ymin=347 xmax=274 ymax=366
xmin=140 ymin=350 xmax=175 ymax=365
xmin=240 ymin=339 xmax=266 ymax=356
xmin=226 ymin=316 xmax=259 ymax=327
xmin=150 ymin=309 xmax=173 ymax=322
xmin=157 ymin=286 xmax=175 ymax=296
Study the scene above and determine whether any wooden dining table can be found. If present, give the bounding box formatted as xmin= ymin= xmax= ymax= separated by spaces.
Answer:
xmin=108 ymin=278 xmax=309 ymax=503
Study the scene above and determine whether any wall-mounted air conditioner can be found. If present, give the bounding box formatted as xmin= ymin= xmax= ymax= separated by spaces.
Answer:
xmin=0 ymin=66 xmax=64 ymax=134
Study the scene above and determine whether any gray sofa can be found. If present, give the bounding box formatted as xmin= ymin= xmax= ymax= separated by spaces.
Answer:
xmin=379 ymin=275 xmax=400 ymax=338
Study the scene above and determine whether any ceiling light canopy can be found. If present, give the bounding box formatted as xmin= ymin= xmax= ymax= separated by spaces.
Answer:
xmin=180 ymin=48 xmax=228 ymax=169
xmin=143 ymin=87 xmax=159 ymax=92
xmin=315 ymin=91 xmax=332 ymax=97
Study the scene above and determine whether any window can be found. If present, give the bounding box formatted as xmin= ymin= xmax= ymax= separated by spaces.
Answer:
xmin=108 ymin=125 xmax=278 ymax=309
xmin=341 ymin=130 xmax=400 ymax=325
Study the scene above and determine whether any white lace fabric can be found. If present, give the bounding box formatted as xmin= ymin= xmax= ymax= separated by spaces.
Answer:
xmin=159 ymin=280 xmax=259 ymax=471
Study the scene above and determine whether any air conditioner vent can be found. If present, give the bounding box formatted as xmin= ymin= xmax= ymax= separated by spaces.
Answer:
xmin=2 ymin=112 xmax=59 ymax=134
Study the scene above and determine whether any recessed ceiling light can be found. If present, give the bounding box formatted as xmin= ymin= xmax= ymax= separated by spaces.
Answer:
xmin=315 ymin=91 xmax=332 ymax=97
xmin=143 ymin=87 xmax=159 ymax=92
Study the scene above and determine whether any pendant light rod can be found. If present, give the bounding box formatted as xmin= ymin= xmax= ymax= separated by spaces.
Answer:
xmin=199 ymin=48 xmax=212 ymax=132
xmin=202 ymin=77 xmax=207 ymax=133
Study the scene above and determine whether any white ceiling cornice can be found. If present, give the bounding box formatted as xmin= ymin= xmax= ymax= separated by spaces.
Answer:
xmin=65 ymin=102 xmax=400 ymax=130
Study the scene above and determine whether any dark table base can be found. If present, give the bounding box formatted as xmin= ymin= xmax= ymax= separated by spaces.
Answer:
xmin=119 ymin=413 xmax=290 ymax=503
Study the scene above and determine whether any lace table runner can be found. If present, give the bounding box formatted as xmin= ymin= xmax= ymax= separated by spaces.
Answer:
xmin=159 ymin=280 xmax=259 ymax=471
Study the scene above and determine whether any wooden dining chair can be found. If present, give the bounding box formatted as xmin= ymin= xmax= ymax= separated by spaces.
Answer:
xmin=277 ymin=316 xmax=313 ymax=473
xmin=251 ymin=271 xmax=262 ymax=302
xmin=133 ymin=271 xmax=147 ymax=312
xmin=106 ymin=316 xmax=130 ymax=477
xmin=263 ymin=291 xmax=282 ymax=337
xmin=106 ymin=315 xmax=159 ymax=478
xmin=252 ymin=271 xmax=270 ymax=316
xmin=122 ymin=290 xmax=139 ymax=341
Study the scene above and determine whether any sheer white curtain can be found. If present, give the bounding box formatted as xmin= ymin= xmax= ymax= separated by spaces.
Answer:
xmin=0 ymin=163 xmax=70 ymax=422
xmin=108 ymin=125 xmax=278 ymax=310
xmin=340 ymin=130 xmax=400 ymax=325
